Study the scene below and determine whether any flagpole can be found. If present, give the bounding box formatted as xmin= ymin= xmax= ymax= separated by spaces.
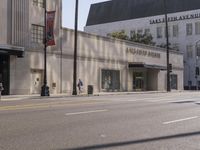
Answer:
xmin=41 ymin=0 xmax=50 ymax=96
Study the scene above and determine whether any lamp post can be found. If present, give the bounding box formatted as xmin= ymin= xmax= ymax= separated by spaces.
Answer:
xmin=164 ymin=0 xmax=171 ymax=92
xmin=195 ymin=40 xmax=200 ymax=90
xmin=41 ymin=0 xmax=50 ymax=96
xmin=72 ymin=0 xmax=79 ymax=95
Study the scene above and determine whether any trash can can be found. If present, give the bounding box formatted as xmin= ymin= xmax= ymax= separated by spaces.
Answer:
xmin=87 ymin=85 xmax=93 ymax=95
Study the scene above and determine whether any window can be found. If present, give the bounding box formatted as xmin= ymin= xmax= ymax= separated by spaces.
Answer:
xmin=196 ymin=43 xmax=200 ymax=57
xmin=186 ymin=45 xmax=193 ymax=58
xmin=33 ymin=0 xmax=44 ymax=8
xmin=31 ymin=25 xmax=44 ymax=44
xmin=196 ymin=67 xmax=199 ymax=76
xmin=173 ymin=25 xmax=178 ymax=37
xmin=130 ymin=30 xmax=136 ymax=38
xmin=144 ymin=29 xmax=150 ymax=35
xmin=198 ymin=81 xmax=200 ymax=86
xmin=172 ymin=43 xmax=179 ymax=51
xmin=188 ymin=81 xmax=192 ymax=86
xmin=186 ymin=23 xmax=193 ymax=36
xmin=157 ymin=27 xmax=163 ymax=38
xmin=101 ymin=69 xmax=120 ymax=91
xmin=137 ymin=29 xmax=143 ymax=35
xmin=195 ymin=22 xmax=200 ymax=35
xmin=170 ymin=74 xmax=178 ymax=90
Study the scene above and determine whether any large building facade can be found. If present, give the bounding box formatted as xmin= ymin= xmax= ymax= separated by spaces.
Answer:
xmin=0 ymin=0 xmax=183 ymax=95
xmin=84 ymin=0 xmax=200 ymax=90
xmin=0 ymin=0 xmax=62 ymax=95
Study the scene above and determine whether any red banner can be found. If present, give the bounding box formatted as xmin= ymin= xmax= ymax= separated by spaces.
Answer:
xmin=46 ymin=11 xmax=56 ymax=46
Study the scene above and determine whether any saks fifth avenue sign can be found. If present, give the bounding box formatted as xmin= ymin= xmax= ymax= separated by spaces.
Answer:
xmin=127 ymin=48 xmax=161 ymax=59
xmin=150 ymin=13 xmax=200 ymax=24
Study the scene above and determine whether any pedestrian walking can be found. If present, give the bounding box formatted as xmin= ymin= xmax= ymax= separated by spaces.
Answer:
xmin=0 ymin=83 xmax=4 ymax=101
xmin=77 ymin=79 xmax=83 ymax=94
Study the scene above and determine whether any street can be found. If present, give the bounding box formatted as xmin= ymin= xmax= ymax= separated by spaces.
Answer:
xmin=0 ymin=92 xmax=200 ymax=150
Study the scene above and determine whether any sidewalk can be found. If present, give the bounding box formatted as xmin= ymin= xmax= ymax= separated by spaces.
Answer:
xmin=0 ymin=90 xmax=184 ymax=101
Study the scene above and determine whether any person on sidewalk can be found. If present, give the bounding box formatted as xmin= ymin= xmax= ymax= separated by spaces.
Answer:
xmin=77 ymin=79 xmax=83 ymax=94
xmin=0 ymin=83 xmax=4 ymax=100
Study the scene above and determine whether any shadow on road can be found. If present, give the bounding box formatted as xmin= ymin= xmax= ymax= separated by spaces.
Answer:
xmin=172 ymin=101 xmax=196 ymax=104
xmin=58 ymin=131 xmax=200 ymax=150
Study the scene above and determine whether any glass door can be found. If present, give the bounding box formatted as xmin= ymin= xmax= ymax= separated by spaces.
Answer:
xmin=0 ymin=55 xmax=10 ymax=95
xmin=133 ymin=72 xmax=144 ymax=91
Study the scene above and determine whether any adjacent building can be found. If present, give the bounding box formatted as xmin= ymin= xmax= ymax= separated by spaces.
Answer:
xmin=84 ymin=0 xmax=200 ymax=90
xmin=0 ymin=0 xmax=183 ymax=95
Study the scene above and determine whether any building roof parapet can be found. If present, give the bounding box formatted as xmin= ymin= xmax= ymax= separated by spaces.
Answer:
xmin=62 ymin=27 xmax=183 ymax=56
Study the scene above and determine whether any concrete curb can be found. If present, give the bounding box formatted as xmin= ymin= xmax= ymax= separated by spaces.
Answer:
xmin=0 ymin=90 xmax=187 ymax=101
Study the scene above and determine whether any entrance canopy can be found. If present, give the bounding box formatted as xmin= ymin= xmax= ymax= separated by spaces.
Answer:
xmin=128 ymin=63 xmax=166 ymax=70
xmin=0 ymin=45 xmax=24 ymax=57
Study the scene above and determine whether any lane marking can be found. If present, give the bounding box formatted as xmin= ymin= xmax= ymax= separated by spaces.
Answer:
xmin=65 ymin=109 xmax=108 ymax=116
xmin=148 ymin=98 xmax=200 ymax=103
xmin=0 ymin=100 xmax=109 ymax=111
xmin=163 ymin=116 xmax=199 ymax=125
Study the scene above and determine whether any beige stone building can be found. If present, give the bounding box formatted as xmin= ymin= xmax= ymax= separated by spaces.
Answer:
xmin=0 ymin=0 xmax=183 ymax=95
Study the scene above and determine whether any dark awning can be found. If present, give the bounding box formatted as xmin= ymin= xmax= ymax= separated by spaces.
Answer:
xmin=0 ymin=45 xmax=24 ymax=57
xmin=128 ymin=63 xmax=167 ymax=70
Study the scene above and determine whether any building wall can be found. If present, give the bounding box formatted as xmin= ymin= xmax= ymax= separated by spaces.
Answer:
xmin=8 ymin=0 xmax=62 ymax=95
xmin=60 ymin=28 xmax=183 ymax=94
xmin=85 ymin=9 xmax=200 ymax=89
xmin=11 ymin=0 xmax=29 ymax=47
xmin=8 ymin=26 xmax=184 ymax=95
xmin=0 ymin=0 xmax=184 ymax=95
xmin=0 ymin=0 xmax=8 ymax=44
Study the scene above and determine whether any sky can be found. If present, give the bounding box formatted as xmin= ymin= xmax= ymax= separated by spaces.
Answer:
xmin=62 ymin=0 xmax=110 ymax=31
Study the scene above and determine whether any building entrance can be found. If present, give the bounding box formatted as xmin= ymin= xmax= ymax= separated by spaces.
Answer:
xmin=133 ymin=72 xmax=144 ymax=91
xmin=0 ymin=55 xmax=10 ymax=95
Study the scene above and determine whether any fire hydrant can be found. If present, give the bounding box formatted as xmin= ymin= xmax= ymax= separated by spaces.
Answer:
xmin=0 ymin=83 xmax=4 ymax=101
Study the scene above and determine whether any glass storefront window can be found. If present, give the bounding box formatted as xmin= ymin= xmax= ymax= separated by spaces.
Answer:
xmin=101 ymin=69 xmax=120 ymax=91
xmin=171 ymin=74 xmax=178 ymax=90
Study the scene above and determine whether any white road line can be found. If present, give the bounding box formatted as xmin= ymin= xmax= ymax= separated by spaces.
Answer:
xmin=163 ymin=116 xmax=199 ymax=125
xmin=149 ymin=98 xmax=197 ymax=103
xmin=65 ymin=109 xmax=108 ymax=116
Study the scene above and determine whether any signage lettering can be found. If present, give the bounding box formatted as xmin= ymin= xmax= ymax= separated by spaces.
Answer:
xmin=150 ymin=13 xmax=200 ymax=24
xmin=127 ymin=48 xmax=161 ymax=58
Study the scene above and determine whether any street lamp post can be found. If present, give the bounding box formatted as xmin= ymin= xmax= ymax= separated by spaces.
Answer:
xmin=41 ymin=0 xmax=50 ymax=96
xmin=195 ymin=40 xmax=200 ymax=90
xmin=195 ymin=56 xmax=198 ymax=90
xmin=72 ymin=0 xmax=79 ymax=95
xmin=164 ymin=0 xmax=171 ymax=92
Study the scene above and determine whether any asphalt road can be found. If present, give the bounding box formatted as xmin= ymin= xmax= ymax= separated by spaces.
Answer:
xmin=0 ymin=92 xmax=200 ymax=150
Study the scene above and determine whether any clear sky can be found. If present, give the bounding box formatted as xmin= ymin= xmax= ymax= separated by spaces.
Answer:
xmin=62 ymin=0 xmax=110 ymax=31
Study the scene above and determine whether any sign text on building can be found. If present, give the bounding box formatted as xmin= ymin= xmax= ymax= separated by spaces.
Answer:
xmin=150 ymin=13 xmax=200 ymax=24
xmin=127 ymin=48 xmax=161 ymax=58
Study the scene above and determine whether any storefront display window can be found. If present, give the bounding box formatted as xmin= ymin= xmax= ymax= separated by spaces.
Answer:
xmin=171 ymin=74 xmax=178 ymax=90
xmin=101 ymin=69 xmax=120 ymax=91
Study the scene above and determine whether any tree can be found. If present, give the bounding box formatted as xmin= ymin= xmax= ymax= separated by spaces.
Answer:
xmin=107 ymin=30 xmax=155 ymax=46
xmin=130 ymin=33 xmax=155 ymax=46
xmin=157 ymin=43 xmax=173 ymax=49
xmin=107 ymin=30 xmax=129 ymax=40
